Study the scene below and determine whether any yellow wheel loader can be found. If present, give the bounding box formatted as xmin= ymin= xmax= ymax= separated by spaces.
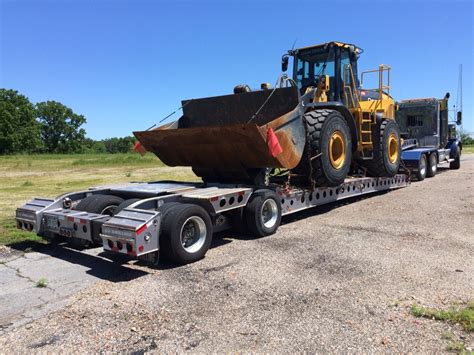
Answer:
xmin=135 ymin=41 xmax=401 ymax=187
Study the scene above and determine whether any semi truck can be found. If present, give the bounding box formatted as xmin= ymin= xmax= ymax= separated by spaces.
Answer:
xmin=14 ymin=41 xmax=459 ymax=266
xmin=396 ymin=93 xmax=462 ymax=181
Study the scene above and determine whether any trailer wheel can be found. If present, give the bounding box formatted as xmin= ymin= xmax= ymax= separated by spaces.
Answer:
xmin=245 ymin=190 xmax=282 ymax=237
xmin=426 ymin=153 xmax=437 ymax=177
xmin=364 ymin=119 xmax=401 ymax=177
xmin=294 ymin=109 xmax=352 ymax=187
xmin=75 ymin=194 xmax=124 ymax=216
xmin=450 ymin=145 xmax=461 ymax=169
xmin=160 ymin=204 xmax=213 ymax=264
xmin=157 ymin=202 xmax=181 ymax=257
xmin=75 ymin=194 xmax=124 ymax=246
xmin=115 ymin=198 xmax=141 ymax=214
xmin=416 ymin=154 xmax=427 ymax=181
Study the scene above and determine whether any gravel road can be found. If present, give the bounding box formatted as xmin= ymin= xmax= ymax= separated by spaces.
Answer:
xmin=1 ymin=155 xmax=473 ymax=352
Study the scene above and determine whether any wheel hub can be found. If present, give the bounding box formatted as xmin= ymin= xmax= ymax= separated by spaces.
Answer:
xmin=329 ymin=130 xmax=346 ymax=169
xmin=180 ymin=217 xmax=206 ymax=253
xmin=260 ymin=199 xmax=278 ymax=229
xmin=388 ymin=133 xmax=399 ymax=164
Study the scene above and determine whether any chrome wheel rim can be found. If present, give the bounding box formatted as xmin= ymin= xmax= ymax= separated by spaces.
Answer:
xmin=431 ymin=157 xmax=437 ymax=173
xmin=180 ymin=216 xmax=206 ymax=253
xmin=420 ymin=157 xmax=426 ymax=176
xmin=100 ymin=205 xmax=117 ymax=216
xmin=260 ymin=199 xmax=278 ymax=229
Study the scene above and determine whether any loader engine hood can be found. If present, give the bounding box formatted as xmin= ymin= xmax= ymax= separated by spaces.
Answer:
xmin=133 ymin=86 xmax=306 ymax=182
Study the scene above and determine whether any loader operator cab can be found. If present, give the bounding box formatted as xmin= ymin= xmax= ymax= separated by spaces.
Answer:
xmin=290 ymin=42 xmax=361 ymax=104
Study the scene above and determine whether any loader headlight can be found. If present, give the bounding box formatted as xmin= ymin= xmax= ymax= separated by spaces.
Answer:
xmin=144 ymin=233 xmax=151 ymax=242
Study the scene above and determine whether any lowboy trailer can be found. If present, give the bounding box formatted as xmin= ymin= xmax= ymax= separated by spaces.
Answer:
xmin=16 ymin=175 xmax=409 ymax=265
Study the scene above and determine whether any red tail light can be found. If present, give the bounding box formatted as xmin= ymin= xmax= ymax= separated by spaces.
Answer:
xmin=136 ymin=224 xmax=147 ymax=235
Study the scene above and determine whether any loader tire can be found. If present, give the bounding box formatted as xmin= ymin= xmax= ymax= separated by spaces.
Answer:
xmin=294 ymin=109 xmax=352 ymax=187
xmin=364 ymin=119 xmax=401 ymax=177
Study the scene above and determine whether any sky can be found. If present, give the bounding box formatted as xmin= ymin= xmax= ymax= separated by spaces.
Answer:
xmin=1 ymin=0 xmax=473 ymax=139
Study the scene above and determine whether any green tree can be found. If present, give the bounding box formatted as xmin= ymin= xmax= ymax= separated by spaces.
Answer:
xmin=82 ymin=138 xmax=107 ymax=153
xmin=36 ymin=101 xmax=86 ymax=153
xmin=459 ymin=127 xmax=474 ymax=145
xmin=0 ymin=89 xmax=42 ymax=154
xmin=102 ymin=136 xmax=135 ymax=153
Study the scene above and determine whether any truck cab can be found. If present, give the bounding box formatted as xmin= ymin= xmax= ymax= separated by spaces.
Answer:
xmin=395 ymin=93 xmax=462 ymax=180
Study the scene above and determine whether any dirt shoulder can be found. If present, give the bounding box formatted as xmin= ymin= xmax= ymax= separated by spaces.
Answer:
xmin=0 ymin=156 xmax=473 ymax=352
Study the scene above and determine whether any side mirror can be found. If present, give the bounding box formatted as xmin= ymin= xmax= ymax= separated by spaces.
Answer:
xmin=457 ymin=111 xmax=462 ymax=125
xmin=281 ymin=55 xmax=289 ymax=72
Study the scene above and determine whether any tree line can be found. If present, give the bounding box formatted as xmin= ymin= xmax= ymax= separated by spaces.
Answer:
xmin=0 ymin=89 xmax=137 ymax=154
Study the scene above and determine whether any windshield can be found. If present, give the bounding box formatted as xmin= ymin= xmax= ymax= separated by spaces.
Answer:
xmin=294 ymin=47 xmax=335 ymax=92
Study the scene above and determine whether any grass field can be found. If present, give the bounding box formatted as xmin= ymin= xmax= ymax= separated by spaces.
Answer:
xmin=0 ymin=153 xmax=197 ymax=246
xmin=463 ymin=145 xmax=474 ymax=154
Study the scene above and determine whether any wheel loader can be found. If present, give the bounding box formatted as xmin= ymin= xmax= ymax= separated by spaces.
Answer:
xmin=134 ymin=41 xmax=402 ymax=187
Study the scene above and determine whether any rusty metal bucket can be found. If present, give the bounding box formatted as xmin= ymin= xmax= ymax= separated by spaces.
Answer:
xmin=133 ymin=87 xmax=306 ymax=180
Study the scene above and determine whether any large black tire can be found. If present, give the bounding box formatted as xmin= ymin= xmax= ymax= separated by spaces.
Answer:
xmin=450 ymin=145 xmax=461 ymax=169
xmin=75 ymin=194 xmax=124 ymax=216
xmin=115 ymin=198 xmax=141 ymax=214
xmin=416 ymin=154 xmax=427 ymax=181
xmin=426 ymin=153 xmax=437 ymax=178
xmin=74 ymin=194 xmax=124 ymax=246
xmin=160 ymin=204 xmax=213 ymax=264
xmin=294 ymin=109 xmax=352 ymax=187
xmin=245 ymin=190 xmax=282 ymax=237
xmin=157 ymin=202 xmax=181 ymax=257
xmin=364 ymin=119 xmax=401 ymax=177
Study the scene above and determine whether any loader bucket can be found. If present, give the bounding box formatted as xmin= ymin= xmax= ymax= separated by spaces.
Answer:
xmin=133 ymin=87 xmax=306 ymax=180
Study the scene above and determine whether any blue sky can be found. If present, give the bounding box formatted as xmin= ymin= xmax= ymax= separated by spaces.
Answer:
xmin=1 ymin=0 xmax=473 ymax=139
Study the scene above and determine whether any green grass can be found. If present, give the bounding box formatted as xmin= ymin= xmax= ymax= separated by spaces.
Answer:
xmin=463 ymin=145 xmax=474 ymax=154
xmin=442 ymin=332 xmax=473 ymax=354
xmin=0 ymin=153 xmax=198 ymax=246
xmin=411 ymin=301 xmax=474 ymax=332
xmin=36 ymin=277 xmax=48 ymax=288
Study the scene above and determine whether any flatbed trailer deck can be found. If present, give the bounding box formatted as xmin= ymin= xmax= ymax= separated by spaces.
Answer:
xmin=15 ymin=174 xmax=409 ymax=265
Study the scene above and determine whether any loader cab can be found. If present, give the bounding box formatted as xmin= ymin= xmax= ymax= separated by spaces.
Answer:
xmin=292 ymin=42 xmax=361 ymax=104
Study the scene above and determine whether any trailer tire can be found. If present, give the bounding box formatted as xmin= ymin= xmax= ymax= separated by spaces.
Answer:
xmin=74 ymin=194 xmax=124 ymax=246
xmin=426 ymin=153 xmax=437 ymax=177
xmin=294 ymin=109 xmax=352 ymax=187
xmin=416 ymin=154 xmax=427 ymax=181
xmin=245 ymin=190 xmax=282 ymax=237
xmin=364 ymin=119 xmax=401 ymax=177
xmin=157 ymin=202 xmax=181 ymax=257
xmin=160 ymin=204 xmax=213 ymax=264
xmin=75 ymin=194 xmax=124 ymax=216
xmin=450 ymin=145 xmax=461 ymax=169
xmin=115 ymin=198 xmax=141 ymax=214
